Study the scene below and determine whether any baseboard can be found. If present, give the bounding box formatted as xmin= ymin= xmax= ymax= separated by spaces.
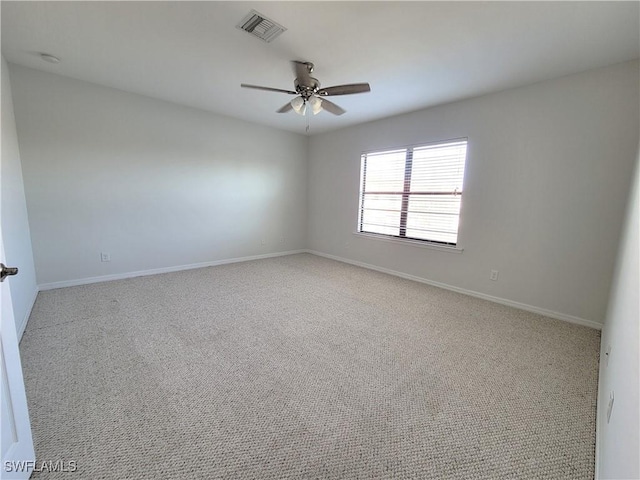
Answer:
xmin=306 ymin=250 xmax=603 ymax=330
xmin=16 ymin=286 xmax=39 ymax=341
xmin=38 ymin=250 xmax=307 ymax=291
xmin=36 ymin=248 xmax=602 ymax=330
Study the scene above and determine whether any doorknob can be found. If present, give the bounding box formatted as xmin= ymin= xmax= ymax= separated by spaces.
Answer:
xmin=0 ymin=263 xmax=18 ymax=282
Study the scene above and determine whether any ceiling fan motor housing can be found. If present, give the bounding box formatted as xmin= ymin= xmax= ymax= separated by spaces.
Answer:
xmin=294 ymin=77 xmax=320 ymax=99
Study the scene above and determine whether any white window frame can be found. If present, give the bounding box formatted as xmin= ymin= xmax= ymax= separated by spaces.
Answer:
xmin=356 ymin=138 xmax=468 ymax=251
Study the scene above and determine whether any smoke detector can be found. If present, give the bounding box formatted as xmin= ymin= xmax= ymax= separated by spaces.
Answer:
xmin=237 ymin=10 xmax=286 ymax=43
xmin=40 ymin=53 xmax=61 ymax=64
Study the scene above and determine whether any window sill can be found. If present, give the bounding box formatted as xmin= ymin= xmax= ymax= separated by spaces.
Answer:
xmin=353 ymin=232 xmax=464 ymax=254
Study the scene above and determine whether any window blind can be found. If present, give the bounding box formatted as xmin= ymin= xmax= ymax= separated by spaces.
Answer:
xmin=358 ymin=139 xmax=467 ymax=245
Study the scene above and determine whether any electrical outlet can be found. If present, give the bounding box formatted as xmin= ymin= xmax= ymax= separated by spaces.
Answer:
xmin=607 ymin=391 xmax=614 ymax=423
xmin=100 ymin=252 xmax=111 ymax=262
xmin=490 ymin=269 xmax=499 ymax=281
xmin=261 ymin=239 xmax=266 ymax=246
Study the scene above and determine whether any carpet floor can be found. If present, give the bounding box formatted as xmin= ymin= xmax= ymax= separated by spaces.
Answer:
xmin=20 ymin=253 xmax=600 ymax=479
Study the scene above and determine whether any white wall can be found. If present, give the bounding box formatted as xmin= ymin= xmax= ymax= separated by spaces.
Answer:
xmin=596 ymin=143 xmax=639 ymax=479
xmin=9 ymin=65 xmax=308 ymax=286
xmin=308 ymin=60 xmax=639 ymax=327
xmin=1 ymin=57 xmax=38 ymax=337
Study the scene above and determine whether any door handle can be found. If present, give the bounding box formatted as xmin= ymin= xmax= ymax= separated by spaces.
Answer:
xmin=0 ymin=263 xmax=18 ymax=282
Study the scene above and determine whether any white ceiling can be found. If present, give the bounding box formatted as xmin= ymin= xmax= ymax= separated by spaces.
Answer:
xmin=2 ymin=1 xmax=639 ymax=136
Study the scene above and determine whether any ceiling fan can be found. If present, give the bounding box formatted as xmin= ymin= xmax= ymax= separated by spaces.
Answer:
xmin=241 ymin=61 xmax=371 ymax=116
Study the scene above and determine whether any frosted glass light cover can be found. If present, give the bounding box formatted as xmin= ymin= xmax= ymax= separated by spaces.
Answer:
xmin=309 ymin=96 xmax=323 ymax=115
xmin=290 ymin=96 xmax=306 ymax=115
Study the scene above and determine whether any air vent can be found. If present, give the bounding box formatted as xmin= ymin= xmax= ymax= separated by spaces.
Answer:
xmin=237 ymin=10 xmax=286 ymax=43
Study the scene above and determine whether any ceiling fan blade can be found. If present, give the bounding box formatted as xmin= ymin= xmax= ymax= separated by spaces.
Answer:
xmin=319 ymin=98 xmax=346 ymax=116
xmin=241 ymin=84 xmax=297 ymax=95
xmin=277 ymin=102 xmax=293 ymax=113
xmin=317 ymin=83 xmax=371 ymax=96
xmin=292 ymin=60 xmax=313 ymax=85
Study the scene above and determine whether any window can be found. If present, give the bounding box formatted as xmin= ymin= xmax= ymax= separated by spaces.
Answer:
xmin=358 ymin=139 xmax=467 ymax=246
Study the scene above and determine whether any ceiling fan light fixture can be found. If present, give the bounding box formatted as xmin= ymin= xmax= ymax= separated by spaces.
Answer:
xmin=309 ymin=96 xmax=323 ymax=115
xmin=290 ymin=96 xmax=306 ymax=115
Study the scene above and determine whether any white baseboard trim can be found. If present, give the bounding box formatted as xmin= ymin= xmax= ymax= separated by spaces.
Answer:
xmin=16 ymin=286 xmax=39 ymax=341
xmin=306 ymin=250 xmax=603 ymax=330
xmin=38 ymin=250 xmax=307 ymax=291
xmin=35 ymin=248 xmax=602 ymax=330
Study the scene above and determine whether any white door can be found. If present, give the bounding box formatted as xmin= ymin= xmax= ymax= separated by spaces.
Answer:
xmin=1 ymin=51 xmax=37 ymax=479
xmin=1 ymin=240 xmax=36 ymax=476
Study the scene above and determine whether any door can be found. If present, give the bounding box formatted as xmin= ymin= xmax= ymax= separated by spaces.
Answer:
xmin=1 ymin=242 xmax=35 ymax=478
xmin=1 ymin=243 xmax=35 ymax=476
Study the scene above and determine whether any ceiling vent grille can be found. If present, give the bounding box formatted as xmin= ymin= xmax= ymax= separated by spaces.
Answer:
xmin=237 ymin=10 xmax=286 ymax=43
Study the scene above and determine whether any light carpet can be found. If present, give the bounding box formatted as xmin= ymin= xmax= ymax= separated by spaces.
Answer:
xmin=20 ymin=253 xmax=600 ymax=479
